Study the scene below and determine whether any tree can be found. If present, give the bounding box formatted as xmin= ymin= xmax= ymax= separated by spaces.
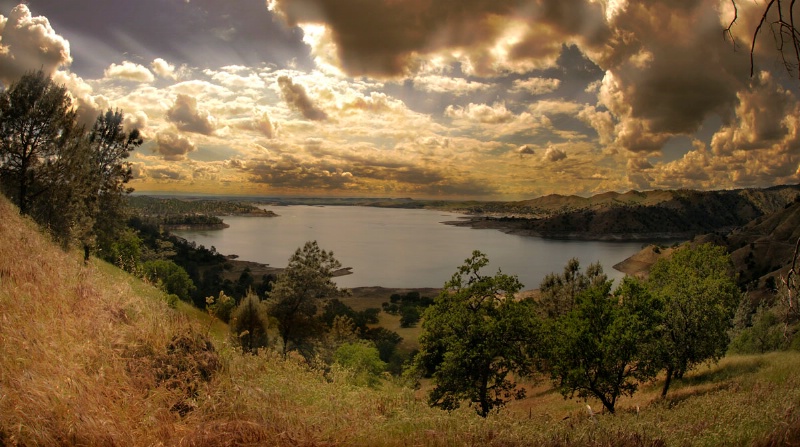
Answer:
xmin=268 ymin=241 xmax=345 ymax=357
xmin=646 ymin=243 xmax=741 ymax=397
xmin=230 ymin=293 xmax=270 ymax=354
xmin=0 ymin=70 xmax=79 ymax=216
xmin=538 ymin=258 xmax=607 ymax=319
xmin=143 ymin=259 xmax=196 ymax=302
xmin=87 ymin=109 xmax=142 ymax=261
xmin=727 ymin=0 xmax=800 ymax=79
xmin=411 ymin=251 xmax=535 ymax=417
xmin=546 ymin=276 xmax=662 ymax=414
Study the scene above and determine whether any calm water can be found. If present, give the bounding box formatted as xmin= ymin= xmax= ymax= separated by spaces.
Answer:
xmin=172 ymin=206 xmax=652 ymax=289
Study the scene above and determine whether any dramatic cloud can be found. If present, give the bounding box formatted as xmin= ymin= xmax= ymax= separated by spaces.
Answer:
xmin=0 ymin=5 xmax=71 ymax=84
xmin=166 ymin=94 xmax=217 ymax=135
xmin=9 ymin=1 xmax=799 ymax=199
xmin=104 ymin=61 xmax=155 ymax=83
xmin=154 ymin=131 xmax=197 ymax=161
xmin=277 ymin=75 xmax=328 ymax=120
xmin=267 ymin=0 xmax=610 ymax=77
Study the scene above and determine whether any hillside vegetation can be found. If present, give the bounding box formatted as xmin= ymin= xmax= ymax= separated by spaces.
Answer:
xmin=446 ymin=185 xmax=800 ymax=240
xmin=3 ymin=194 xmax=800 ymax=446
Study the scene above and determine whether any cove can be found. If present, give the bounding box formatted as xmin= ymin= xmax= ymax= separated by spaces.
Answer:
xmin=172 ymin=205 xmax=655 ymax=289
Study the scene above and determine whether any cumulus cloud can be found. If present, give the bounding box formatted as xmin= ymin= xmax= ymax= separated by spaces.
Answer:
xmin=511 ymin=77 xmax=561 ymax=95
xmin=52 ymin=70 xmax=108 ymax=126
xmin=445 ymin=102 xmax=515 ymax=124
xmin=0 ymin=4 xmax=72 ymax=85
xmin=166 ymin=94 xmax=217 ymax=135
xmin=413 ymin=75 xmax=492 ymax=96
xmin=123 ymin=110 xmax=149 ymax=134
xmin=104 ymin=61 xmax=155 ymax=83
xmin=543 ymin=146 xmax=567 ymax=162
xmin=149 ymin=165 xmax=189 ymax=180
xmin=152 ymin=58 xmax=179 ymax=80
xmin=154 ymin=131 xmax=197 ymax=161
xmin=711 ymin=72 xmax=795 ymax=155
xmin=277 ymin=75 xmax=328 ymax=121
xmin=518 ymin=144 xmax=535 ymax=155
xmin=252 ymin=111 xmax=275 ymax=138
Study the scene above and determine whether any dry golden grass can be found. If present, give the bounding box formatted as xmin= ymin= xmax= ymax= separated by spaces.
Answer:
xmin=2 ymin=194 xmax=800 ymax=446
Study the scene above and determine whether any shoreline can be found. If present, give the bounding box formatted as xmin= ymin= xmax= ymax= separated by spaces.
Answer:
xmin=442 ymin=217 xmax=694 ymax=242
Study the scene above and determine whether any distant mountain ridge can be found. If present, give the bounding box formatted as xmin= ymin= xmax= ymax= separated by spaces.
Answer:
xmin=445 ymin=185 xmax=800 ymax=240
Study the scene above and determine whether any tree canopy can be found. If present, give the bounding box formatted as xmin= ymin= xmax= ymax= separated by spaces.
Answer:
xmin=268 ymin=241 xmax=346 ymax=357
xmin=646 ymin=243 xmax=741 ymax=396
xmin=412 ymin=251 xmax=535 ymax=417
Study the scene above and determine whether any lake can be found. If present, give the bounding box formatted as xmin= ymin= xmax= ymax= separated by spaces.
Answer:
xmin=172 ymin=205 xmax=655 ymax=289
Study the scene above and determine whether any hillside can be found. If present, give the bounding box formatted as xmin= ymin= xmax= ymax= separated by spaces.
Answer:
xmin=446 ymin=185 xmax=800 ymax=240
xmin=615 ymin=199 xmax=800 ymax=299
xmin=4 ymin=194 xmax=800 ymax=446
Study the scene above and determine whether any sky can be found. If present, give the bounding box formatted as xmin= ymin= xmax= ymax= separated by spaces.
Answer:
xmin=0 ymin=0 xmax=799 ymax=200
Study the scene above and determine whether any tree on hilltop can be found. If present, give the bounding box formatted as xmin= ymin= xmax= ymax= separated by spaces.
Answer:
xmin=0 ymin=70 xmax=80 ymax=216
xmin=0 ymin=71 xmax=143 ymax=259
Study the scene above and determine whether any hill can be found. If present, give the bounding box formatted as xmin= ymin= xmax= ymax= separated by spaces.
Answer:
xmin=615 ymin=198 xmax=800 ymax=299
xmin=445 ymin=185 xmax=800 ymax=240
xmin=3 ymin=194 xmax=800 ymax=446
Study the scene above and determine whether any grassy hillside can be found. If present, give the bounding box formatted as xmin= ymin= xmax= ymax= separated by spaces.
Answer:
xmin=2 ymin=195 xmax=800 ymax=446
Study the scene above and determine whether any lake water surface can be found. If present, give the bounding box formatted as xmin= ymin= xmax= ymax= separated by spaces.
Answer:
xmin=172 ymin=206 xmax=653 ymax=289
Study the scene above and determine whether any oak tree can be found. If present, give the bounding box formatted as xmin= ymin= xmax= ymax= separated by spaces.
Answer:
xmin=412 ymin=251 xmax=536 ymax=417
xmin=646 ymin=243 xmax=740 ymax=397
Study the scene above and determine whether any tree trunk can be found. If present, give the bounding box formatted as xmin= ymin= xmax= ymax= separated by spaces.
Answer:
xmin=661 ymin=365 xmax=674 ymax=397
xmin=478 ymin=373 xmax=490 ymax=418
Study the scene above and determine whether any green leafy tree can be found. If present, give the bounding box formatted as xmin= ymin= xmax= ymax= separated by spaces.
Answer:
xmin=87 ymin=109 xmax=142 ymax=261
xmin=538 ymin=258 xmax=607 ymax=319
xmin=411 ymin=251 xmax=535 ymax=417
xmin=547 ymin=276 xmax=662 ymax=414
xmin=143 ymin=259 xmax=196 ymax=301
xmin=268 ymin=241 xmax=345 ymax=357
xmin=0 ymin=70 xmax=79 ymax=216
xmin=231 ymin=293 xmax=270 ymax=353
xmin=646 ymin=243 xmax=741 ymax=397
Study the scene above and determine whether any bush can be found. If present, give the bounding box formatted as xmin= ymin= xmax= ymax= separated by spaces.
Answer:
xmin=230 ymin=293 xmax=270 ymax=354
xmin=333 ymin=341 xmax=387 ymax=387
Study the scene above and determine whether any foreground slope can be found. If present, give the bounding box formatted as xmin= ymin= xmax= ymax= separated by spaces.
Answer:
xmin=3 ymin=195 xmax=800 ymax=446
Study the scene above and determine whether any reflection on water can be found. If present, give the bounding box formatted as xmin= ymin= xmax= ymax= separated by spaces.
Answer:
xmin=172 ymin=206 xmax=654 ymax=289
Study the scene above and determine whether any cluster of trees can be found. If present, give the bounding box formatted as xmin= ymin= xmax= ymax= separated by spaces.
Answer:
xmin=382 ymin=291 xmax=434 ymax=328
xmin=227 ymin=241 xmax=406 ymax=381
xmin=410 ymin=243 xmax=741 ymax=417
xmin=0 ymin=71 xmax=142 ymax=261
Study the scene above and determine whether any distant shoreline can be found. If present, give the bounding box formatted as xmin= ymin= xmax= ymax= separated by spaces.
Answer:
xmin=442 ymin=217 xmax=692 ymax=242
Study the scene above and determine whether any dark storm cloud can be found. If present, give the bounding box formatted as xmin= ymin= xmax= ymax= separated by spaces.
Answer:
xmin=269 ymin=0 xmax=609 ymax=77
xmin=277 ymin=75 xmax=328 ymax=120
